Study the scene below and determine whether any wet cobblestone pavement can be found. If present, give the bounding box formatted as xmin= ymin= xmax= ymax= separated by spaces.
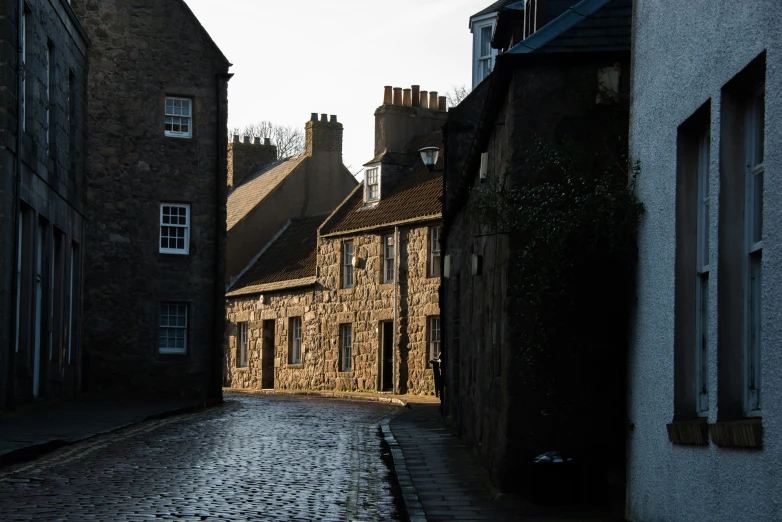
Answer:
xmin=0 ymin=394 xmax=403 ymax=521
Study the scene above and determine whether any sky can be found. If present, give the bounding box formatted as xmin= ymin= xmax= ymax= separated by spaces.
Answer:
xmin=182 ymin=0 xmax=491 ymax=176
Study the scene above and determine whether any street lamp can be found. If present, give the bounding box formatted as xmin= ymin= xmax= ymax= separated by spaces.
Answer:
xmin=419 ymin=146 xmax=440 ymax=171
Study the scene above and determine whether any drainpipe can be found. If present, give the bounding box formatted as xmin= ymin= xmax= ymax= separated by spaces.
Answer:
xmin=392 ymin=226 xmax=399 ymax=395
xmin=8 ymin=0 xmax=25 ymax=408
xmin=213 ymin=70 xmax=233 ymax=403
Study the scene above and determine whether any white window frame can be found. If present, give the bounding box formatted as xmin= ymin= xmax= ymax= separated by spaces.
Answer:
xmin=694 ymin=131 xmax=710 ymax=416
xmin=159 ymin=303 xmax=188 ymax=355
xmin=340 ymin=324 xmax=352 ymax=372
xmin=427 ymin=316 xmax=441 ymax=368
xmin=429 ymin=226 xmax=441 ymax=278
xmin=164 ymin=97 xmax=193 ymax=138
xmin=744 ymin=85 xmax=764 ymax=416
xmin=343 ymin=240 xmax=354 ymax=288
xmin=365 ymin=166 xmax=380 ymax=203
xmin=477 ymin=24 xmax=494 ymax=82
xmin=289 ymin=317 xmax=302 ymax=364
xmin=237 ymin=322 xmax=248 ymax=368
xmin=159 ymin=203 xmax=190 ymax=255
xmin=383 ymin=234 xmax=395 ymax=284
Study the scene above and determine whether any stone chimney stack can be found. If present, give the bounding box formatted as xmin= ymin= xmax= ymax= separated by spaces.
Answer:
xmin=305 ymin=113 xmax=343 ymax=158
xmin=227 ymin=137 xmax=278 ymax=188
xmin=373 ymin=84 xmax=448 ymax=157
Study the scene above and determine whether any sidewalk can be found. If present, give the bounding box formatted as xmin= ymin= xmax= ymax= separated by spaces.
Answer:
xmin=386 ymin=400 xmax=611 ymax=522
xmin=0 ymin=396 xmax=210 ymax=468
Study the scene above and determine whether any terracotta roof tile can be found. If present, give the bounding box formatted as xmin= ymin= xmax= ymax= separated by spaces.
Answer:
xmin=228 ymin=214 xmax=326 ymax=292
xmin=226 ymin=155 xmax=307 ymax=230
xmin=321 ymin=133 xmax=443 ymax=236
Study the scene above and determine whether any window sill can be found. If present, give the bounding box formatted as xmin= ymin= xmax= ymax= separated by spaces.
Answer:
xmin=234 ymin=366 xmax=249 ymax=371
xmin=666 ymin=419 xmax=708 ymax=446
xmin=338 ymin=370 xmax=353 ymax=374
xmin=287 ymin=363 xmax=304 ymax=369
xmin=338 ymin=287 xmax=355 ymax=295
xmin=709 ymin=419 xmax=763 ymax=449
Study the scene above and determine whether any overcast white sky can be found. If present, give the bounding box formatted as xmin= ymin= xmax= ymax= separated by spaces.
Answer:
xmin=182 ymin=0 xmax=491 ymax=175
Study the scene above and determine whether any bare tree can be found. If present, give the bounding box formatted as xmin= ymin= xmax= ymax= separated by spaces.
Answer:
xmin=446 ymin=85 xmax=471 ymax=107
xmin=228 ymin=121 xmax=305 ymax=160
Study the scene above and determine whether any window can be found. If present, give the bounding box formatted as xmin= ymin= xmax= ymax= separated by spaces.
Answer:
xmin=21 ymin=5 xmax=27 ymax=131
xmin=339 ymin=324 xmax=352 ymax=372
xmin=164 ymin=97 xmax=192 ymax=138
xmin=159 ymin=203 xmax=190 ymax=254
xmin=288 ymin=317 xmax=302 ymax=364
xmin=14 ymin=210 xmax=23 ymax=353
xmin=237 ymin=322 xmax=248 ymax=368
xmin=694 ymin=132 xmax=710 ymax=415
xmin=429 ymin=227 xmax=441 ymax=278
xmin=46 ymin=41 xmax=54 ymax=151
xmin=366 ymin=167 xmax=379 ymax=202
xmin=478 ymin=25 xmax=493 ymax=82
xmin=427 ymin=316 xmax=441 ymax=368
xmin=342 ymin=240 xmax=354 ymax=288
xmin=159 ymin=304 xmax=187 ymax=354
xmin=744 ymin=85 xmax=764 ymax=415
xmin=383 ymin=234 xmax=395 ymax=284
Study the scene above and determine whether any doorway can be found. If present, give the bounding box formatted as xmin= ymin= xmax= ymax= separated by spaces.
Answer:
xmin=380 ymin=321 xmax=394 ymax=392
xmin=261 ymin=320 xmax=275 ymax=389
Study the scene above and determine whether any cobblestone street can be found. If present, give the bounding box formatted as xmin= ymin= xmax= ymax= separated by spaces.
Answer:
xmin=0 ymin=394 xmax=403 ymax=521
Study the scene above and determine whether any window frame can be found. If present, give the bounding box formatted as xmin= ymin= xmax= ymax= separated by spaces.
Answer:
xmin=21 ymin=4 xmax=27 ymax=132
xmin=365 ymin=166 xmax=380 ymax=203
xmin=427 ymin=316 xmax=441 ymax=368
xmin=159 ymin=303 xmax=188 ymax=355
xmin=342 ymin=240 xmax=354 ymax=289
xmin=744 ymin=85 xmax=764 ymax=416
xmin=288 ymin=317 xmax=302 ymax=364
xmin=339 ymin=324 xmax=352 ymax=372
xmin=237 ymin=322 xmax=249 ymax=368
xmin=478 ymin=24 xmax=494 ymax=82
xmin=429 ymin=226 xmax=441 ymax=278
xmin=382 ymin=234 xmax=395 ymax=284
xmin=159 ymin=203 xmax=190 ymax=255
xmin=164 ymin=96 xmax=193 ymax=138
xmin=694 ymin=131 xmax=710 ymax=416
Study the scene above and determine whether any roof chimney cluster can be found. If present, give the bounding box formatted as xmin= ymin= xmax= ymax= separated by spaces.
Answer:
xmin=383 ymin=85 xmax=447 ymax=111
xmin=310 ymin=113 xmax=338 ymax=123
xmin=232 ymin=134 xmax=273 ymax=147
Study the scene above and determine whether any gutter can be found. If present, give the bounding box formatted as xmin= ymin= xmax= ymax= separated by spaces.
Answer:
xmin=392 ymin=225 xmax=399 ymax=395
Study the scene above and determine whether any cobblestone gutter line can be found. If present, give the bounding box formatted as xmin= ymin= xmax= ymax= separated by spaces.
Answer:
xmin=224 ymin=387 xmax=411 ymax=408
xmin=381 ymin=417 xmax=427 ymax=522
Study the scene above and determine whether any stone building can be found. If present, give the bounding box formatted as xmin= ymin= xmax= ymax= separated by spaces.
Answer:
xmin=70 ymin=0 xmax=231 ymax=400
xmin=224 ymin=86 xmax=447 ymax=395
xmin=442 ymin=0 xmax=631 ymax=508
xmin=226 ymin=114 xmax=358 ymax=281
xmin=0 ymin=0 xmax=89 ymax=407
xmin=626 ymin=1 xmax=781 ymax=521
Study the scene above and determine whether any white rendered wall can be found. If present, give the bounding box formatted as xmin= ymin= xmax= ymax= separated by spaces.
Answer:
xmin=627 ymin=1 xmax=782 ymax=521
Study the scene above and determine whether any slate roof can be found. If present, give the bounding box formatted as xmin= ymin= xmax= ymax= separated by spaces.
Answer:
xmin=506 ymin=0 xmax=631 ymax=54
xmin=321 ymin=133 xmax=442 ymax=237
xmin=226 ymin=155 xmax=307 ymax=230
xmin=227 ymin=214 xmax=326 ymax=296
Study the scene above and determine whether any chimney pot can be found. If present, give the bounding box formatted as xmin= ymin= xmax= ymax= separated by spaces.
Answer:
xmin=411 ymin=85 xmax=420 ymax=107
xmin=403 ymin=89 xmax=412 ymax=107
xmin=429 ymin=91 xmax=438 ymax=111
xmin=264 ymin=137 xmax=271 ymax=146
xmin=242 ymin=135 xmax=250 ymax=144
xmin=393 ymin=87 xmax=403 ymax=106
xmin=320 ymin=113 xmax=328 ymax=122
xmin=311 ymin=113 xmax=318 ymax=121
xmin=253 ymin=136 xmax=261 ymax=145
xmin=384 ymin=86 xmax=393 ymax=104
xmin=419 ymin=90 xmax=429 ymax=109
xmin=438 ymin=96 xmax=447 ymax=111
xmin=330 ymin=115 xmax=337 ymax=123
xmin=232 ymin=134 xmax=240 ymax=143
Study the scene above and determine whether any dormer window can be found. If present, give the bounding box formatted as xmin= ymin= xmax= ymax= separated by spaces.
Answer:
xmin=366 ymin=167 xmax=380 ymax=202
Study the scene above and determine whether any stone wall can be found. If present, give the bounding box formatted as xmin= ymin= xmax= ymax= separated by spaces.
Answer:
xmin=0 ymin=0 xmax=88 ymax=407
xmin=227 ymin=140 xmax=277 ymax=188
xmin=225 ymin=223 xmax=440 ymax=395
xmin=71 ymin=0 xmax=230 ymax=400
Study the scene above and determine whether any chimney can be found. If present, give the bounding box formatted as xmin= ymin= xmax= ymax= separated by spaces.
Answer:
xmin=393 ymin=87 xmax=402 ymax=106
xmin=411 ymin=85 xmax=420 ymax=107
xmin=384 ymin=86 xmax=393 ymax=104
xmin=227 ymin=135 xmax=278 ymax=188
xmin=403 ymin=89 xmax=412 ymax=107
xmin=419 ymin=90 xmax=429 ymax=109
xmin=438 ymin=96 xmax=447 ymax=111
xmin=305 ymin=112 xmax=343 ymax=158
xmin=429 ymin=91 xmax=438 ymax=110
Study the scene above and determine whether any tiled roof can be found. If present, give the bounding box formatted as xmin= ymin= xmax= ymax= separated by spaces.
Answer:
xmin=507 ymin=0 xmax=631 ymax=54
xmin=321 ymin=133 xmax=443 ymax=236
xmin=227 ymin=214 xmax=326 ymax=294
xmin=227 ymin=155 xmax=307 ymax=230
